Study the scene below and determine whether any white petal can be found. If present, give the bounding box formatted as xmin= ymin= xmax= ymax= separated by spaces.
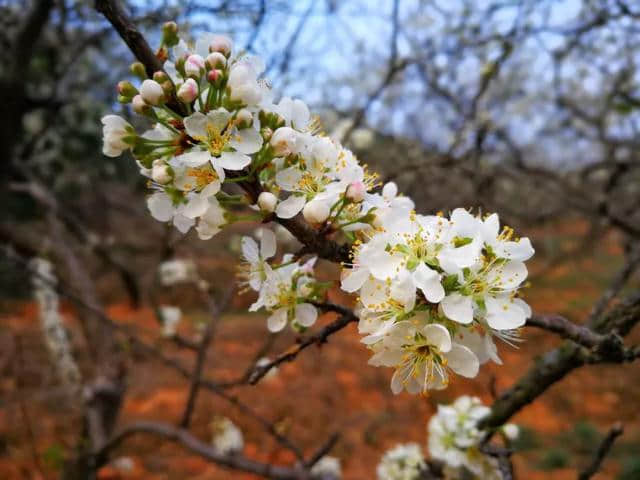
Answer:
xmin=230 ymin=127 xmax=263 ymax=154
xmin=485 ymin=295 xmax=527 ymax=330
xmin=275 ymin=167 xmax=303 ymax=192
xmin=171 ymin=150 xmax=211 ymax=168
xmin=498 ymin=237 xmax=535 ymax=261
xmin=183 ymin=112 xmax=208 ymax=139
xmin=423 ymin=323 xmax=452 ymax=352
xmin=217 ymin=151 xmax=251 ymax=170
xmin=295 ymin=303 xmax=317 ymax=327
xmin=260 ymin=229 xmax=277 ymax=259
xmin=340 ymin=267 xmax=369 ymax=293
xmin=147 ymin=192 xmax=174 ymax=222
xmin=267 ymin=308 xmax=288 ymax=332
xmin=489 ymin=261 xmax=528 ymax=290
xmin=441 ymin=293 xmax=474 ymax=324
xmin=206 ymin=109 xmax=232 ymax=132
xmin=241 ymin=236 xmax=260 ymax=263
xmin=413 ymin=263 xmax=445 ymax=303
xmin=275 ymin=195 xmax=306 ymax=219
xmin=183 ymin=193 xmax=210 ymax=219
xmin=445 ymin=344 xmax=479 ymax=378
xmin=360 ymin=278 xmax=389 ymax=309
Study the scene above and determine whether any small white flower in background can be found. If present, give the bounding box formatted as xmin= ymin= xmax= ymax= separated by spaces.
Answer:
xmin=427 ymin=396 xmax=504 ymax=480
xmin=211 ymin=417 xmax=244 ymax=455
xmin=159 ymin=305 xmax=182 ymax=337
xmin=101 ymin=115 xmax=135 ymax=157
xmin=376 ymin=443 xmax=425 ymax=480
xmin=239 ymin=228 xmax=277 ymax=291
xmin=310 ymin=456 xmax=342 ymax=479
xmin=502 ymin=423 xmax=519 ymax=440
xmin=158 ymin=259 xmax=198 ymax=286
xmin=30 ymin=258 xmax=82 ymax=389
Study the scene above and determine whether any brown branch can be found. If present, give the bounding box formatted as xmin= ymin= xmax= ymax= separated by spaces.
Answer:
xmin=577 ymin=422 xmax=624 ymax=480
xmin=479 ymin=294 xmax=640 ymax=432
xmin=179 ymin=286 xmax=234 ymax=428
xmin=249 ymin=305 xmax=358 ymax=385
xmin=94 ymin=0 xmax=185 ymax=114
xmin=95 ymin=420 xmax=304 ymax=480
xmin=526 ymin=314 xmax=608 ymax=348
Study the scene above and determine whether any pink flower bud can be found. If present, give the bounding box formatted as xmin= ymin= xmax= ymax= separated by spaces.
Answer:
xmin=185 ymin=54 xmax=205 ymax=78
xmin=206 ymin=52 xmax=227 ymax=69
xmin=177 ymin=78 xmax=199 ymax=103
xmin=209 ymin=35 xmax=233 ymax=57
xmin=207 ymin=69 xmax=222 ymax=85
xmin=346 ymin=181 xmax=365 ymax=202
xmin=140 ymin=79 xmax=164 ymax=105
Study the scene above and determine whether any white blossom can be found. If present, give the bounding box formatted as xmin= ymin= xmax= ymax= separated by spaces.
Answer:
xmin=376 ymin=443 xmax=425 ymax=480
xmin=310 ymin=456 xmax=342 ymax=479
xmin=211 ymin=417 xmax=244 ymax=455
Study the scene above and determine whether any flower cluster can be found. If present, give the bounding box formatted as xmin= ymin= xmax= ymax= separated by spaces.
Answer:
xmin=341 ymin=208 xmax=534 ymax=394
xmin=102 ymin=25 xmax=382 ymax=242
xmin=376 ymin=443 xmax=426 ymax=480
xmin=102 ymin=25 xmax=535 ymax=396
xmin=240 ymin=229 xmax=326 ymax=332
xmin=427 ymin=396 xmax=517 ymax=479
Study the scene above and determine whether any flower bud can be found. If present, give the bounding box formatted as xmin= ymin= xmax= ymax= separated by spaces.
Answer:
xmin=177 ymin=78 xmax=199 ymax=103
xmin=207 ymin=69 xmax=223 ymax=86
xmin=260 ymin=127 xmax=273 ymax=142
xmin=132 ymin=94 xmax=151 ymax=115
xmin=175 ymin=56 xmax=187 ymax=77
xmin=161 ymin=21 xmax=179 ymax=47
xmin=140 ymin=79 xmax=164 ymax=105
xmin=152 ymin=164 xmax=172 ymax=184
xmin=118 ymin=94 xmax=131 ymax=104
xmin=153 ymin=71 xmax=169 ymax=83
xmin=257 ymin=192 xmax=277 ymax=213
xmin=346 ymin=181 xmax=365 ymax=203
xmin=117 ymin=81 xmax=138 ymax=99
xmin=303 ymin=199 xmax=330 ymax=224
xmin=130 ymin=61 xmax=147 ymax=80
xmin=185 ymin=54 xmax=205 ymax=78
xmin=160 ymin=80 xmax=174 ymax=95
xmin=206 ymin=52 xmax=227 ymax=70
xmin=209 ymin=35 xmax=233 ymax=57
xmin=156 ymin=46 xmax=169 ymax=63
xmin=235 ymin=108 xmax=253 ymax=129
xmin=270 ymin=127 xmax=298 ymax=156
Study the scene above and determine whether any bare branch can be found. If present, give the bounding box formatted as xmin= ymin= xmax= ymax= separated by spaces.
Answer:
xmin=577 ymin=422 xmax=624 ymax=480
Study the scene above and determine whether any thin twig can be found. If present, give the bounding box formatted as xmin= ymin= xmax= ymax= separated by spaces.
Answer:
xmin=577 ymin=422 xmax=624 ymax=480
